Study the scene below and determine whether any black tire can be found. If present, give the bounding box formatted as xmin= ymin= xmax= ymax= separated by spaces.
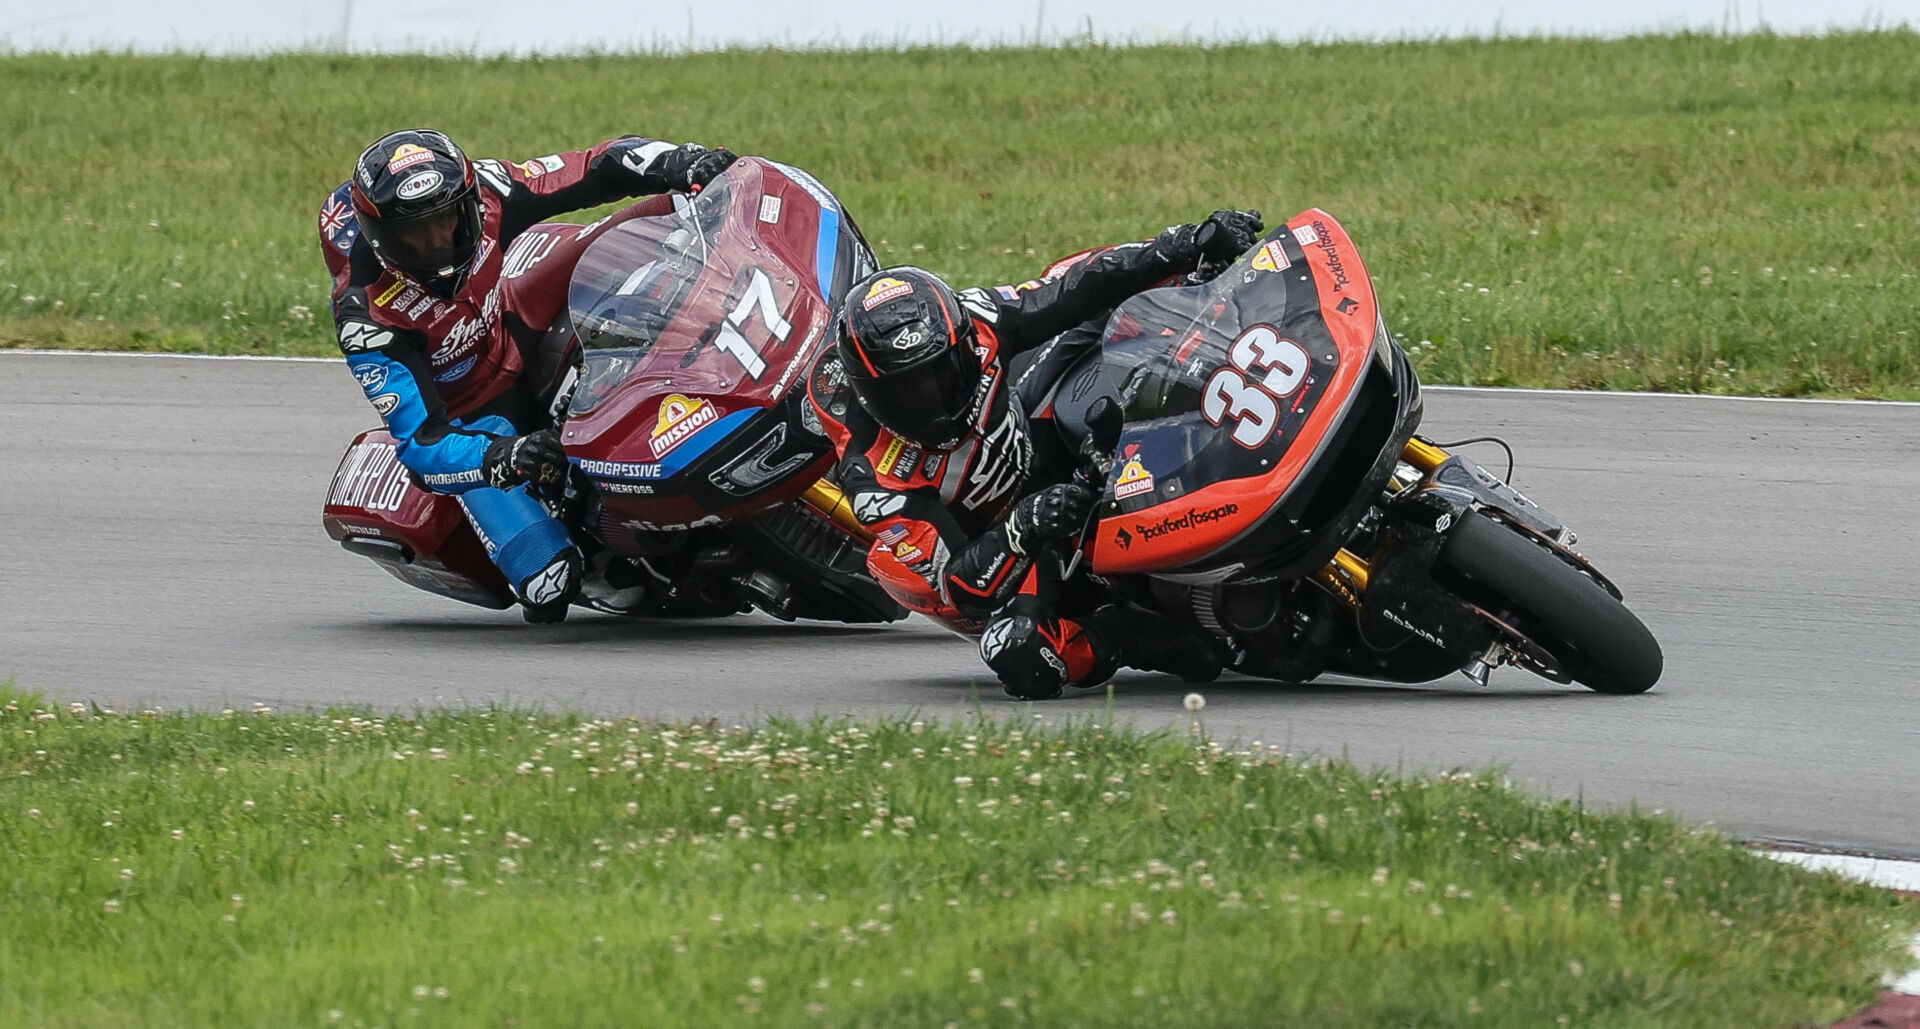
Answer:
xmin=1435 ymin=513 xmax=1663 ymax=694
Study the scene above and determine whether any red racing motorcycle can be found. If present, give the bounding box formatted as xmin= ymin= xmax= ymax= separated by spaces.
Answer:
xmin=322 ymin=158 xmax=902 ymax=624
xmin=1039 ymin=210 xmax=1663 ymax=693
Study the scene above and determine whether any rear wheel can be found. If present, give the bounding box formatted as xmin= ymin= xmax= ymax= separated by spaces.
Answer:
xmin=1435 ymin=513 xmax=1662 ymax=694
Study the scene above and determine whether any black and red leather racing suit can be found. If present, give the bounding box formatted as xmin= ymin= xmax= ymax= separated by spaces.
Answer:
xmin=809 ymin=239 xmax=1207 ymax=693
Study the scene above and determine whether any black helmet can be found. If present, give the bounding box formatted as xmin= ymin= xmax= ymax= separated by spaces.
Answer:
xmin=349 ymin=129 xmax=482 ymax=296
xmin=836 ymin=267 xmax=986 ymax=450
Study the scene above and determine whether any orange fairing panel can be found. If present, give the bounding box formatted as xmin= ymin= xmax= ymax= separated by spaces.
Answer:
xmin=1088 ymin=209 xmax=1380 ymax=575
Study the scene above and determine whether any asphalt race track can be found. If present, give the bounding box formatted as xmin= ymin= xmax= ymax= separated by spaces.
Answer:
xmin=4 ymin=352 xmax=1918 ymax=856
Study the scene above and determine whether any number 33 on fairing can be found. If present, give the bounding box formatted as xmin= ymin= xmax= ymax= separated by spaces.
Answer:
xmin=1201 ymin=324 xmax=1311 ymax=448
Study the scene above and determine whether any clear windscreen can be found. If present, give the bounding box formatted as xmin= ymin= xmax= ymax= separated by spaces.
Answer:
xmin=565 ymin=176 xmax=755 ymax=412
xmin=1097 ymin=252 xmax=1345 ymax=494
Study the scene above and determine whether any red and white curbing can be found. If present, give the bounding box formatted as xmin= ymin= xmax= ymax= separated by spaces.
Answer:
xmin=1763 ymin=851 xmax=1920 ymax=1028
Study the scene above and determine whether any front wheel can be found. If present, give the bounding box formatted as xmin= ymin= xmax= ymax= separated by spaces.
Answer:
xmin=1434 ymin=513 xmax=1662 ymax=694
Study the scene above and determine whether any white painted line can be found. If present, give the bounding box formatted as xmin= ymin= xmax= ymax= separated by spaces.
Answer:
xmin=1763 ymin=851 xmax=1920 ymax=994
xmin=5 ymin=350 xmax=1918 ymax=407
xmin=1763 ymin=851 xmax=1920 ymax=892
xmin=1424 ymin=384 xmax=1920 ymax=409
xmin=0 ymin=349 xmax=338 ymax=363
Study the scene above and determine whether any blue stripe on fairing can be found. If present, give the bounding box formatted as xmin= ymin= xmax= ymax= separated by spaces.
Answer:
xmin=658 ymin=408 xmax=760 ymax=475
xmin=769 ymin=161 xmax=844 ymax=295
xmin=570 ymin=408 xmax=762 ymax=482
xmin=814 ymin=202 xmax=841 ymax=296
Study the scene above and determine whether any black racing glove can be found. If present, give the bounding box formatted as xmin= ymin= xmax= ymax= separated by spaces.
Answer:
xmin=654 ymin=143 xmax=738 ymax=193
xmin=1004 ymin=483 xmax=1095 ymax=556
xmin=1152 ymin=209 xmax=1265 ymax=266
xmin=1198 ymin=208 xmax=1264 ymax=261
xmin=483 ymin=429 xmax=569 ymax=493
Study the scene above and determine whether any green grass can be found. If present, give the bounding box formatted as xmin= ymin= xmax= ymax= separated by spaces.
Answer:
xmin=1 ymin=698 xmax=1913 ymax=1028
xmin=1 ymin=36 xmax=1919 ymax=395
xmin=3 ymin=36 xmax=1920 ymax=394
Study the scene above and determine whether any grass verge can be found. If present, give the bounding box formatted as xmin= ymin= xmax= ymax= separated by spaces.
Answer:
xmin=2 ymin=34 xmax=1919 ymax=395
xmin=1 ymin=697 xmax=1913 ymax=1027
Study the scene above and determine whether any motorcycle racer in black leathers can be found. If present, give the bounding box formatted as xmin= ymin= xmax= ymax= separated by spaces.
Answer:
xmin=808 ymin=210 xmax=1263 ymax=697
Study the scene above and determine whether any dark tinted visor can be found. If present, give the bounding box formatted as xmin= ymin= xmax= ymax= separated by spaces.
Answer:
xmin=385 ymin=208 xmax=461 ymax=267
xmin=850 ymin=344 xmax=978 ymax=449
xmin=361 ymin=194 xmax=478 ymax=282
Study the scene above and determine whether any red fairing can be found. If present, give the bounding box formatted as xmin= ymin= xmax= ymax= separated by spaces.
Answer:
xmin=322 ymin=430 xmax=511 ymax=606
xmin=560 ymin=160 xmax=847 ymax=530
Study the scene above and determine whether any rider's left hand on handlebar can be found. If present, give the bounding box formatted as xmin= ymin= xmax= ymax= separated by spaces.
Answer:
xmin=1200 ymin=208 xmax=1264 ymax=261
xmin=656 ymin=143 xmax=738 ymax=193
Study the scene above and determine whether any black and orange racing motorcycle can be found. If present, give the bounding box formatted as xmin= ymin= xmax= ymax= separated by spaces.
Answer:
xmin=1023 ymin=210 xmax=1662 ymax=693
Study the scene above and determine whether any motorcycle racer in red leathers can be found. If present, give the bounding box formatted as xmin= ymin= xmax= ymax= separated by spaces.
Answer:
xmin=807 ymin=210 xmax=1264 ymax=698
xmin=319 ymin=128 xmax=734 ymax=621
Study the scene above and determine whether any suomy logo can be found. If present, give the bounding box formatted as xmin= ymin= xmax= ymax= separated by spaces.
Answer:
xmin=1133 ymin=503 xmax=1241 ymax=543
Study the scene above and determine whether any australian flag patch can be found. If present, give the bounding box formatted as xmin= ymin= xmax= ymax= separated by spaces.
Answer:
xmin=319 ymin=184 xmax=358 ymax=256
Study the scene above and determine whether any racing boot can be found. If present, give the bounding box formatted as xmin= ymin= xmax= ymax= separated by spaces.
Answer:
xmin=517 ymin=549 xmax=584 ymax=624
xmin=1086 ymin=604 xmax=1231 ymax=683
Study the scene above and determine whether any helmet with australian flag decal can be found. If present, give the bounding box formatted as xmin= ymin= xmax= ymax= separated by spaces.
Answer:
xmin=349 ymin=129 xmax=483 ymax=297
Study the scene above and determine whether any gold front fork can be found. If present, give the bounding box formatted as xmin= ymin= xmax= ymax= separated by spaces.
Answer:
xmin=1311 ymin=437 xmax=1450 ymax=605
xmin=799 ymin=479 xmax=873 ymax=542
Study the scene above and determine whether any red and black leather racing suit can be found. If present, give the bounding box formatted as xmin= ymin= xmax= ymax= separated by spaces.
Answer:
xmin=809 ymin=240 xmax=1215 ymax=695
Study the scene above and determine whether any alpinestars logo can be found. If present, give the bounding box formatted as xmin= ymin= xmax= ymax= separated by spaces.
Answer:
xmin=521 ymin=560 xmax=573 ymax=605
xmin=979 ymin=619 xmax=1017 ymax=660
xmin=853 ymin=491 xmax=907 ymax=523
xmin=339 ymin=323 xmax=395 ymax=353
